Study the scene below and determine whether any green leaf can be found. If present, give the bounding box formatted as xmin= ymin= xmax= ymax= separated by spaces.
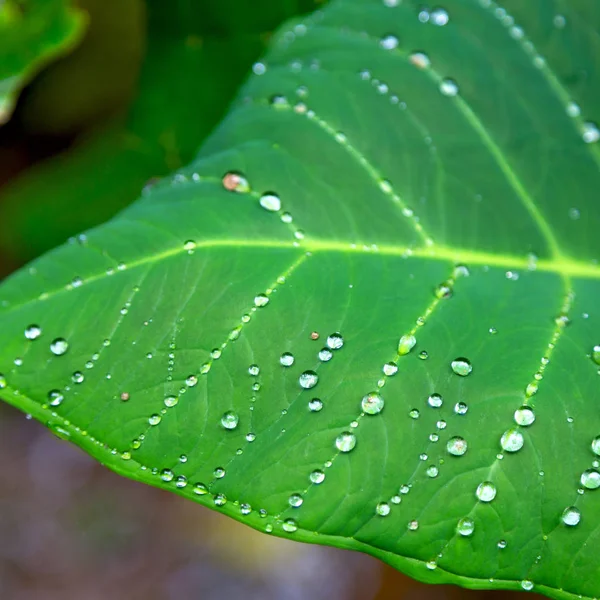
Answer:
xmin=0 ymin=0 xmax=86 ymax=124
xmin=1 ymin=0 xmax=600 ymax=598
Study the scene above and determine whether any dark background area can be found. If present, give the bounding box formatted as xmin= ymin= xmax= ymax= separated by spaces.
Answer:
xmin=0 ymin=1 xmax=544 ymax=598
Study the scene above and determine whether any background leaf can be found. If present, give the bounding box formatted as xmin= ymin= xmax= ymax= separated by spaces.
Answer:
xmin=1 ymin=1 xmax=599 ymax=599
xmin=0 ymin=0 xmax=86 ymax=124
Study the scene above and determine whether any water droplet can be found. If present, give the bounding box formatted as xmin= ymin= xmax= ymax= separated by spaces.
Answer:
xmin=525 ymin=382 xmax=538 ymax=397
xmin=435 ymin=282 xmax=453 ymax=298
xmin=439 ymin=78 xmax=459 ymax=97
xmin=398 ymin=334 xmax=416 ymax=355
xmin=376 ymin=502 xmax=391 ymax=516
xmin=221 ymin=411 xmax=239 ymax=430
xmin=25 ymin=325 xmax=42 ymax=340
xmin=561 ymin=506 xmax=581 ymax=526
xmin=592 ymin=345 xmax=600 ymax=366
xmin=0 ymin=374 xmax=5 ymax=389
xmin=310 ymin=470 xmax=325 ymax=484
xmin=591 ymin=436 xmax=600 ymax=456
xmin=252 ymin=62 xmax=266 ymax=75
xmin=409 ymin=52 xmax=431 ymax=69
xmin=280 ymin=352 xmax=295 ymax=366
xmin=566 ymin=102 xmax=581 ymax=117
xmin=582 ymin=122 xmax=600 ymax=144
xmin=72 ymin=371 xmax=84 ymax=384
xmin=514 ymin=406 xmax=535 ymax=426
xmin=308 ymin=398 xmax=323 ymax=412
xmin=326 ymin=332 xmax=344 ymax=350
xmin=50 ymin=338 xmax=69 ymax=356
xmin=246 ymin=432 xmax=256 ymax=442
xmin=383 ymin=362 xmax=398 ymax=376
xmin=418 ymin=350 xmax=428 ymax=360
xmin=553 ymin=14 xmax=566 ymax=28
xmin=310 ymin=331 xmax=319 ymax=340
xmin=500 ymin=428 xmax=524 ymax=452
xmin=454 ymin=402 xmax=468 ymax=415
xmin=164 ymin=395 xmax=178 ymax=408
xmin=214 ymin=467 xmax=225 ymax=478
xmin=426 ymin=465 xmax=439 ymax=478
xmin=380 ymin=34 xmax=399 ymax=50
xmin=282 ymin=518 xmax=298 ymax=533
xmin=289 ymin=493 xmax=303 ymax=507
xmin=186 ymin=375 xmax=198 ymax=387
xmin=581 ymin=469 xmax=600 ymax=489
xmin=407 ymin=520 xmax=419 ymax=531
xmin=427 ymin=393 xmax=443 ymax=408
xmin=148 ymin=414 xmax=162 ymax=426
xmin=520 ymin=580 xmax=534 ymax=591
xmin=210 ymin=348 xmax=222 ymax=360
xmin=254 ymin=294 xmax=269 ymax=307
xmin=447 ymin=436 xmax=468 ymax=456
xmin=48 ymin=390 xmax=64 ymax=406
xmin=453 ymin=264 xmax=470 ymax=278
xmin=456 ymin=517 xmax=474 ymax=536
xmin=451 ymin=357 xmax=472 ymax=376
xmin=299 ymin=370 xmax=319 ymax=389
xmin=240 ymin=503 xmax=252 ymax=515
xmin=383 ymin=0 xmax=399 ymax=6
xmin=214 ymin=493 xmax=227 ymax=506
xmin=476 ymin=481 xmax=497 ymax=502
xmin=160 ymin=469 xmax=174 ymax=482
xmin=362 ymin=392 xmax=385 ymax=415
xmin=430 ymin=8 xmax=449 ymax=25
xmin=335 ymin=432 xmax=357 ymax=452
xmin=497 ymin=540 xmax=507 ymax=549
xmin=391 ymin=495 xmax=401 ymax=504
xmin=259 ymin=193 xmax=281 ymax=212
xmin=436 ymin=420 xmax=447 ymax=430
xmin=248 ymin=364 xmax=260 ymax=376
xmin=409 ymin=409 xmax=420 ymax=419
xmin=318 ymin=348 xmax=333 ymax=362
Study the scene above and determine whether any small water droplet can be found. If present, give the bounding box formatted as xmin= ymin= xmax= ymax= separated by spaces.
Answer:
xmin=476 ymin=481 xmax=497 ymax=502
xmin=383 ymin=362 xmax=398 ymax=376
xmin=553 ymin=14 xmax=566 ymax=28
xmin=175 ymin=475 xmax=187 ymax=488
xmin=434 ymin=281 xmax=453 ymax=298
xmin=299 ymin=370 xmax=319 ymax=389
xmin=439 ymin=78 xmax=459 ymax=97
xmin=213 ymin=467 xmax=225 ymax=478
xmin=186 ymin=375 xmax=198 ymax=387
xmin=50 ymin=338 xmax=69 ymax=356
xmin=582 ymin=122 xmax=600 ymax=144
xmin=566 ymin=102 xmax=581 ymax=117
xmin=318 ymin=348 xmax=333 ymax=362
xmin=310 ymin=470 xmax=325 ymax=484
xmin=427 ymin=393 xmax=443 ymax=408
xmin=148 ymin=414 xmax=162 ymax=426
xmin=398 ymin=334 xmax=416 ymax=355
xmin=430 ymin=8 xmax=449 ymax=25
xmin=591 ymin=345 xmax=600 ymax=366
xmin=183 ymin=240 xmax=196 ymax=253
xmin=248 ymin=364 xmax=260 ymax=376
xmin=280 ymin=352 xmax=295 ymax=366
xmin=335 ymin=432 xmax=357 ymax=452
xmin=72 ymin=371 xmax=84 ymax=384
xmin=48 ymin=390 xmax=64 ymax=406
xmin=451 ymin=357 xmax=472 ymax=376
xmin=409 ymin=52 xmax=431 ymax=69
xmin=497 ymin=540 xmax=507 ymax=549
xmin=454 ymin=402 xmax=468 ymax=415
xmin=326 ymin=332 xmax=344 ymax=350
xmin=308 ymin=398 xmax=323 ymax=412
xmin=500 ymin=428 xmax=524 ymax=452
xmin=514 ymin=406 xmax=535 ymax=426
xmin=426 ymin=465 xmax=439 ymax=478
xmin=409 ymin=409 xmax=420 ymax=419
xmin=591 ymin=436 xmax=600 ymax=456
xmin=282 ymin=518 xmax=298 ymax=533
xmin=160 ymin=469 xmax=174 ymax=482
xmin=246 ymin=432 xmax=256 ymax=442
xmin=407 ymin=520 xmax=419 ymax=531
xmin=252 ymin=62 xmax=266 ymax=75
xmin=561 ymin=506 xmax=581 ymax=526
xmin=221 ymin=411 xmax=239 ymax=430
xmin=259 ymin=193 xmax=281 ymax=212
xmin=418 ymin=350 xmax=428 ymax=360
xmin=289 ymin=493 xmax=303 ymax=507
xmin=25 ymin=325 xmax=42 ymax=340
xmin=362 ymin=392 xmax=385 ymax=415
xmin=163 ymin=395 xmax=178 ymax=408
xmin=456 ymin=517 xmax=475 ymax=536
xmin=240 ymin=503 xmax=252 ymax=515
xmin=447 ymin=436 xmax=468 ymax=456
xmin=581 ymin=469 xmax=600 ymax=489
xmin=254 ymin=294 xmax=269 ymax=307
xmin=376 ymin=30 xmax=399 ymax=51
xmin=376 ymin=502 xmax=391 ymax=516
xmin=520 ymin=580 xmax=534 ymax=592
xmin=525 ymin=381 xmax=538 ymax=397
xmin=214 ymin=493 xmax=227 ymax=506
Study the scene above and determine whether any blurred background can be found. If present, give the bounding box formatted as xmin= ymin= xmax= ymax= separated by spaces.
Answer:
xmin=0 ymin=1 xmax=543 ymax=598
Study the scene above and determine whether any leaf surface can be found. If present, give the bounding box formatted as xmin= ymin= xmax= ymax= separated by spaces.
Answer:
xmin=0 ymin=0 xmax=86 ymax=123
xmin=1 ymin=1 xmax=600 ymax=598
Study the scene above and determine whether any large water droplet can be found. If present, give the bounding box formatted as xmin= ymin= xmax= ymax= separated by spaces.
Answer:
xmin=561 ymin=506 xmax=581 ymax=526
xmin=214 ymin=493 xmax=227 ymax=506
xmin=580 ymin=469 xmax=600 ymax=489
xmin=335 ymin=432 xmax=357 ymax=452
xmin=148 ymin=414 xmax=162 ymax=426
xmin=50 ymin=338 xmax=69 ymax=356
xmin=476 ymin=481 xmax=497 ymax=502
xmin=164 ymin=395 xmax=178 ymax=408
xmin=426 ymin=465 xmax=439 ymax=478
xmin=500 ymin=428 xmax=524 ymax=452
xmin=447 ymin=436 xmax=468 ymax=456
xmin=289 ymin=493 xmax=303 ymax=507
xmin=221 ymin=411 xmax=239 ymax=430
xmin=248 ymin=364 xmax=260 ymax=376
xmin=193 ymin=483 xmax=208 ymax=495
xmin=326 ymin=332 xmax=344 ymax=350
xmin=456 ymin=517 xmax=475 ymax=536
xmin=398 ymin=334 xmax=416 ymax=355
xmin=299 ymin=370 xmax=319 ymax=389
xmin=25 ymin=325 xmax=42 ymax=340
xmin=318 ymin=348 xmax=333 ymax=362
xmin=427 ymin=393 xmax=443 ymax=408
xmin=451 ymin=357 xmax=472 ymax=376
xmin=310 ymin=470 xmax=325 ymax=484
xmin=254 ymin=294 xmax=269 ymax=307
xmin=160 ymin=469 xmax=174 ymax=482
xmin=308 ymin=398 xmax=323 ymax=412
xmin=280 ymin=352 xmax=295 ymax=367
xmin=430 ymin=8 xmax=449 ymax=25
xmin=514 ymin=406 xmax=535 ymax=426
xmin=376 ymin=502 xmax=391 ymax=516
xmin=362 ymin=392 xmax=385 ymax=415
xmin=383 ymin=362 xmax=398 ymax=376
xmin=259 ymin=193 xmax=281 ymax=212
xmin=282 ymin=518 xmax=298 ymax=533
xmin=454 ymin=402 xmax=468 ymax=415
